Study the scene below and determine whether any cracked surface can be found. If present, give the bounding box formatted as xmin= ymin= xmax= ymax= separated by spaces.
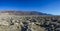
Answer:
xmin=0 ymin=14 xmax=60 ymax=31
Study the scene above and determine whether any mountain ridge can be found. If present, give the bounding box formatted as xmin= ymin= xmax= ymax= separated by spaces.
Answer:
xmin=0 ymin=11 xmax=52 ymax=15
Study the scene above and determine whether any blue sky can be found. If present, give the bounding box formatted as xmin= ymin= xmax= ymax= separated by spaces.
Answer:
xmin=0 ymin=0 xmax=60 ymax=15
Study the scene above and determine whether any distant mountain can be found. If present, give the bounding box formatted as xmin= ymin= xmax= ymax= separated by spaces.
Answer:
xmin=0 ymin=11 xmax=52 ymax=15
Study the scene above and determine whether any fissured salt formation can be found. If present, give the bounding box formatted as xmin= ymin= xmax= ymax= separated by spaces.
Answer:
xmin=0 ymin=11 xmax=60 ymax=31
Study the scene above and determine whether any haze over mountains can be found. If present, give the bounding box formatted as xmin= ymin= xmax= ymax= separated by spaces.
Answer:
xmin=0 ymin=11 xmax=51 ymax=15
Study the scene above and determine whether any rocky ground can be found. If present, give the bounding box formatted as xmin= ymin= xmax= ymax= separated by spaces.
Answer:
xmin=0 ymin=14 xmax=60 ymax=31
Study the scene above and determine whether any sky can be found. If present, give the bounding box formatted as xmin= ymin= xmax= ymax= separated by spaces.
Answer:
xmin=0 ymin=0 xmax=60 ymax=15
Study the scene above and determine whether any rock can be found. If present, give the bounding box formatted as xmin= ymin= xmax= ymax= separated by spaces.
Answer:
xmin=0 ymin=14 xmax=60 ymax=31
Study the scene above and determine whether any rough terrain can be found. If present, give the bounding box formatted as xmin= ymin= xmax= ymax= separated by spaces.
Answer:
xmin=0 ymin=11 xmax=60 ymax=31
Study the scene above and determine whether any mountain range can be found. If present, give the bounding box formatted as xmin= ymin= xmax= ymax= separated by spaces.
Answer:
xmin=0 ymin=11 xmax=51 ymax=15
